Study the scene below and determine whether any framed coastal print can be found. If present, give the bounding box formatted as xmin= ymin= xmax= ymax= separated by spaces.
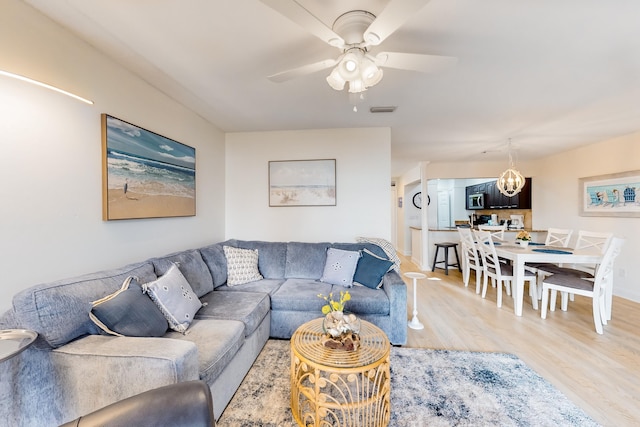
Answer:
xmin=579 ymin=170 xmax=640 ymax=217
xmin=101 ymin=114 xmax=196 ymax=220
xmin=269 ymin=159 xmax=336 ymax=207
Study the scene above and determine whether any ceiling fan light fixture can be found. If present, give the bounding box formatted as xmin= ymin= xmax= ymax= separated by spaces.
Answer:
xmin=326 ymin=68 xmax=346 ymax=90
xmin=348 ymin=78 xmax=366 ymax=93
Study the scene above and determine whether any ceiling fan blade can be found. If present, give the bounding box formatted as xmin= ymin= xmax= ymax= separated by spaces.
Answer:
xmin=364 ymin=0 xmax=432 ymax=46
xmin=268 ymin=59 xmax=338 ymax=83
xmin=376 ymin=52 xmax=458 ymax=73
xmin=260 ymin=0 xmax=345 ymax=48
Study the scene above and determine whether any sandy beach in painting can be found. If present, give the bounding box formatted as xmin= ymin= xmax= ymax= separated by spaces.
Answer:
xmin=107 ymin=189 xmax=194 ymax=219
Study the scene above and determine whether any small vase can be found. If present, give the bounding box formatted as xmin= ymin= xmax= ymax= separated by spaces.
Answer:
xmin=518 ymin=240 xmax=529 ymax=247
xmin=322 ymin=311 xmax=360 ymax=338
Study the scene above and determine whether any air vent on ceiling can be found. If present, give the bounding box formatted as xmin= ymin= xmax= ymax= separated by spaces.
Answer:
xmin=370 ymin=106 xmax=397 ymax=113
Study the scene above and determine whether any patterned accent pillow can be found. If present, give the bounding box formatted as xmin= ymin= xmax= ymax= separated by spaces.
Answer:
xmin=89 ymin=276 xmax=168 ymax=337
xmin=223 ymin=246 xmax=264 ymax=286
xmin=356 ymin=236 xmax=401 ymax=272
xmin=142 ymin=264 xmax=202 ymax=334
xmin=353 ymin=249 xmax=394 ymax=289
xmin=320 ymin=248 xmax=360 ymax=288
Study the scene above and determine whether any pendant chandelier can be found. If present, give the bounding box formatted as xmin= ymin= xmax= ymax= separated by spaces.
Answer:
xmin=496 ymin=139 xmax=525 ymax=197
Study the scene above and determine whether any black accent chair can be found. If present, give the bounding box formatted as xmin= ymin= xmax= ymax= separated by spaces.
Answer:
xmin=59 ymin=380 xmax=215 ymax=427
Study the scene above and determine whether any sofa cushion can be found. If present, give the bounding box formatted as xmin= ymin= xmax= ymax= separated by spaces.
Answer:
xmin=320 ymin=248 xmax=360 ymax=287
xmin=355 ymin=237 xmax=401 ymax=272
xmin=214 ymin=278 xmax=284 ymax=295
xmin=285 ymin=242 xmax=331 ymax=279
xmin=199 ymin=240 xmax=238 ymax=287
xmin=270 ymin=278 xmax=333 ymax=312
xmin=196 ymin=291 xmax=270 ymax=337
xmin=89 ymin=276 xmax=168 ymax=337
xmin=353 ymin=249 xmax=394 ymax=289
xmin=332 ymin=284 xmax=390 ymax=315
xmin=143 ymin=264 xmax=202 ymax=334
xmin=232 ymin=240 xmax=287 ymax=279
xmin=151 ymin=250 xmax=214 ymax=298
xmin=165 ymin=319 xmax=245 ymax=385
xmin=223 ymin=246 xmax=264 ymax=286
xmin=12 ymin=262 xmax=157 ymax=348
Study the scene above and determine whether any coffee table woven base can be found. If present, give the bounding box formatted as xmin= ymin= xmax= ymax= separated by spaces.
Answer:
xmin=290 ymin=318 xmax=391 ymax=427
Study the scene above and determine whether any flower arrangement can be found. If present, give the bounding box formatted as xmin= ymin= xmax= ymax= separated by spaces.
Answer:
xmin=516 ymin=230 xmax=531 ymax=241
xmin=318 ymin=290 xmax=351 ymax=314
xmin=317 ymin=291 xmax=360 ymax=349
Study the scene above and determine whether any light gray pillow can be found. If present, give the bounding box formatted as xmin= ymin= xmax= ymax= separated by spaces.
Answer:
xmin=143 ymin=264 xmax=202 ymax=333
xmin=320 ymin=248 xmax=360 ymax=288
xmin=223 ymin=246 xmax=264 ymax=286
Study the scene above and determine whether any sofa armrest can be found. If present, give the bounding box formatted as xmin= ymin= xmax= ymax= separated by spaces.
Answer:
xmin=53 ymin=335 xmax=200 ymax=424
xmin=381 ymin=270 xmax=407 ymax=345
xmin=60 ymin=380 xmax=214 ymax=427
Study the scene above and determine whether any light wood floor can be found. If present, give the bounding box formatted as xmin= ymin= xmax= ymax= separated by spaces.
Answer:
xmin=399 ymin=253 xmax=640 ymax=427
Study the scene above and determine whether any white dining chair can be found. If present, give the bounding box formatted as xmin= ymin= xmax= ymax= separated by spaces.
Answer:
xmin=458 ymin=227 xmax=482 ymax=293
xmin=474 ymin=230 xmax=538 ymax=309
xmin=541 ymin=237 xmax=624 ymax=334
xmin=478 ymin=224 xmax=507 ymax=242
xmin=525 ymin=228 xmax=573 ymax=298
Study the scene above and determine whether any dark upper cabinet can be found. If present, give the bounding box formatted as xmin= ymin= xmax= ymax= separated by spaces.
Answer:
xmin=466 ymin=178 xmax=531 ymax=209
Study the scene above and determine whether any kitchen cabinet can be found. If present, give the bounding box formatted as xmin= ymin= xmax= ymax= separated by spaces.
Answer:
xmin=466 ymin=178 xmax=532 ymax=209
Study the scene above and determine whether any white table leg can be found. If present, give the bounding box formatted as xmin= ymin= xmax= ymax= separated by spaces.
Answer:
xmin=513 ymin=258 xmax=525 ymax=316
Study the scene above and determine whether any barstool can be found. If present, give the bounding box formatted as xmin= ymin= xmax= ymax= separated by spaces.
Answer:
xmin=431 ymin=242 xmax=461 ymax=275
xmin=404 ymin=272 xmax=426 ymax=330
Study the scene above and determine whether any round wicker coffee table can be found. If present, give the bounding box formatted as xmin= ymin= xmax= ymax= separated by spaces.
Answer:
xmin=290 ymin=318 xmax=391 ymax=427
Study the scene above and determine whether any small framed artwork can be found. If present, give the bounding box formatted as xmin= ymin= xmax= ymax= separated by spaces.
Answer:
xmin=101 ymin=114 xmax=196 ymax=220
xmin=269 ymin=159 xmax=336 ymax=207
xmin=579 ymin=170 xmax=640 ymax=217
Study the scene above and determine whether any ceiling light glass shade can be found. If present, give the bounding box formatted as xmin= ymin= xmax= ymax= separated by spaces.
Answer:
xmin=338 ymin=52 xmax=361 ymax=80
xmin=326 ymin=67 xmax=346 ymax=90
xmin=497 ymin=168 xmax=525 ymax=197
xmin=348 ymin=78 xmax=365 ymax=93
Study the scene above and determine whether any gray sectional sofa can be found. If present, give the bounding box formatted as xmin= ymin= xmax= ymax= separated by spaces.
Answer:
xmin=0 ymin=239 xmax=406 ymax=427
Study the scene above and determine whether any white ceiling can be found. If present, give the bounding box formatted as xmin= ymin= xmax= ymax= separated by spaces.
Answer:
xmin=24 ymin=0 xmax=640 ymax=176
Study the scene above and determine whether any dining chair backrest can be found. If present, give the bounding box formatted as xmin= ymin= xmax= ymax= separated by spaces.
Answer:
xmin=474 ymin=230 xmax=501 ymax=274
xmin=545 ymin=228 xmax=573 ymax=248
xmin=458 ymin=227 xmax=480 ymax=265
xmin=478 ymin=224 xmax=506 ymax=242
xmin=575 ymin=230 xmax=613 ymax=254
xmin=593 ymin=237 xmax=624 ymax=296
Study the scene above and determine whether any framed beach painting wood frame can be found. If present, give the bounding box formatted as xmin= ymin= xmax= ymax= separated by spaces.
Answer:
xmin=101 ymin=114 xmax=196 ymax=220
xmin=579 ymin=170 xmax=640 ymax=217
xmin=269 ymin=159 xmax=336 ymax=207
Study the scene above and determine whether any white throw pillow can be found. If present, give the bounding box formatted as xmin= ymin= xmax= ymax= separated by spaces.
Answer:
xmin=223 ymin=246 xmax=264 ymax=286
xmin=320 ymin=248 xmax=360 ymax=288
xmin=142 ymin=264 xmax=202 ymax=334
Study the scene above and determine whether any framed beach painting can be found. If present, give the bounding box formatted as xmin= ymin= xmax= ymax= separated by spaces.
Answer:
xmin=101 ymin=114 xmax=196 ymax=220
xmin=579 ymin=170 xmax=640 ymax=217
xmin=269 ymin=159 xmax=336 ymax=207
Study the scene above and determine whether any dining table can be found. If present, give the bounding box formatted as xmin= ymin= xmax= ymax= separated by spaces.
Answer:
xmin=493 ymin=242 xmax=604 ymax=317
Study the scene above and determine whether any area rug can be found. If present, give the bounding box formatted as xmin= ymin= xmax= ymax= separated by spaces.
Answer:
xmin=217 ymin=339 xmax=600 ymax=427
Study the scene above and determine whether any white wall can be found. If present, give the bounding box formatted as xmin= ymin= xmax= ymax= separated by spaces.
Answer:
xmin=0 ymin=0 xmax=226 ymax=313
xmin=529 ymin=131 xmax=640 ymax=302
xmin=225 ymin=128 xmax=391 ymax=242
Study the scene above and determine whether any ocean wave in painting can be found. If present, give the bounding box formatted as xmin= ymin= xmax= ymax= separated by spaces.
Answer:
xmin=108 ymin=150 xmax=195 ymax=198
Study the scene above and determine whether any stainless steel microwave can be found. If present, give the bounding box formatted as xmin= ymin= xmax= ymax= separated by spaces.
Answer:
xmin=469 ymin=193 xmax=485 ymax=209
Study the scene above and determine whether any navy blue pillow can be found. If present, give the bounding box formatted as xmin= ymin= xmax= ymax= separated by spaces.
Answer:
xmin=90 ymin=277 xmax=168 ymax=337
xmin=353 ymin=250 xmax=394 ymax=289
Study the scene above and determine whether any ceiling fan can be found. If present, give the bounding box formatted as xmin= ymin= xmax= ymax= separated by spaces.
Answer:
xmin=261 ymin=0 xmax=457 ymax=94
